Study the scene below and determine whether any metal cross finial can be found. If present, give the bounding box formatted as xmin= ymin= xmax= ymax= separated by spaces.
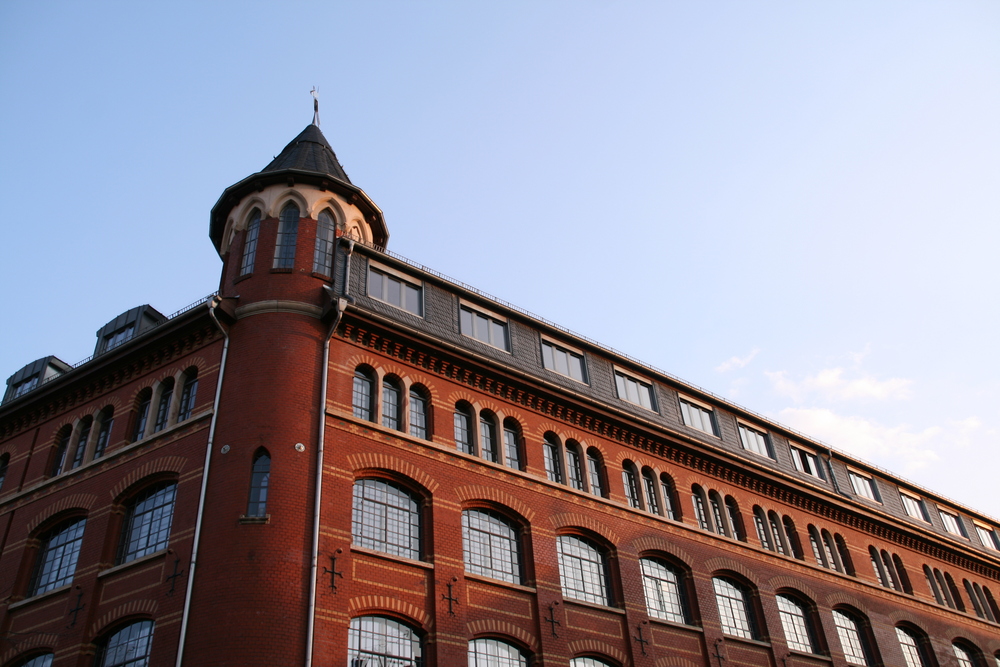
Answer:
xmin=441 ymin=577 xmax=459 ymax=616
xmin=632 ymin=623 xmax=650 ymax=656
xmin=165 ymin=557 xmax=186 ymax=596
xmin=67 ymin=589 xmax=86 ymax=627
xmin=711 ymin=638 xmax=727 ymax=667
xmin=323 ymin=550 xmax=344 ymax=593
xmin=311 ymin=87 xmax=320 ymax=126
xmin=544 ymin=602 xmax=561 ymax=637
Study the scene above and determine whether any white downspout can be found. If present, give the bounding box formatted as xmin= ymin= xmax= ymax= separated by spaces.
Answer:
xmin=175 ymin=296 xmax=231 ymax=667
xmin=305 ymin=239 xmax=353 ymax=667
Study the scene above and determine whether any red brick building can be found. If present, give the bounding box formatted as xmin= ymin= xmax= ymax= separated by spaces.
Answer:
xmin=1 ymin=118 xmax=999 ymax=667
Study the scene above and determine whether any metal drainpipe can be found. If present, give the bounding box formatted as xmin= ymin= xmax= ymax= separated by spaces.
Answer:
xmin=822 ymin=447 xmax=845 ymax=495
xmin=305 ymin=238 xmax=353 ymax=667
xmin=175 ymin=295 xmax=233 ymax=667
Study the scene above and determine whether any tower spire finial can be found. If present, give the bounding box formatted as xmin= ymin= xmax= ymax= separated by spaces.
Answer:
xmin=311 ymin=87 xmax=320 ymax=126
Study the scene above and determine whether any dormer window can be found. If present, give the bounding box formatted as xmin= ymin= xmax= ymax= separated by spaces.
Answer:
xmin=102 ymin=324 xmax=135 ymax=353
xmin=11 ymin=375 xmax=39 ymax=399
xmin=273 ymin=203 xmax=299 ymax=269
xmin=460 ymin=302 xmax=509 ymax=351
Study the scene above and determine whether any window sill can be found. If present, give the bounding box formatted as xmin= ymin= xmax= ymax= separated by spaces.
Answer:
xmin=350 ymin=545 xmax=433 ymax=570
xmin=464 ymin=572 xmax=536 ymax=594
xmin=234 ymin=273 xmax=252 ymax=284
xmin=311 ymin=271 xmax=332 ymax=280
xmin=562 ymin=598 xmax=625 ymax=614
xmin=721 ymin=634 xmax=771 ymax=649
xmin=239 ymin=514 xmax=270 ymax=525
xmin=270 ymin=267 xmax=293 ymax=274
xmin=786 ymin=649 xmax=831 ymax=662
xmin=7 ymin=583 xmax=71 ymax=611
xmin=98 ymin=548 xmax=168 ymax=579
xmin=647 ymin=617 xmax=702 ymax=633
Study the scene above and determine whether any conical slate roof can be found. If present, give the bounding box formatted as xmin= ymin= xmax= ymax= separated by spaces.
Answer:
xmin=262 ymin=123 xmax=352 ymax=184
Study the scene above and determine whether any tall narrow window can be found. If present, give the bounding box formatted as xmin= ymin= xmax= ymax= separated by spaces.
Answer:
xmin=622 ymin=465 xmax=641 ymax=508
xmin=709 ymin=492 xmax=728 ymax=537
xmin=642 ymin=469 xmax=660 ymax=515
xmin=754 ymin=508 xmax=772 ymax=551
xmin=352 ymin=368 xmax=375 ymax=422
xmin=51 ymin=428 xmax=71 ymax=476
xmin=832 ymin=609 xmax=871 ymax=666
xmin=543 ymin=434 xmax=563 ymax=483
xmin=462 ymin=509 xmax=521 ymax=584
xmin=641 ymin=558 xmax=687 ymax=623
xmin=713 ymin=577 xmax=756 ymax=639
xmin=455 ymin=404 xmax=475 ymax=455
xmin=153 ymin=379 xmax=174 ymax=433
xmin=953 ymin=644 xmax=976 ymax=667
xmin=783 ymin=516 xmax=803 ymax=559
xmin=660 ymin=474 xmax=677 ymax=520
xmin=768 ymin=512 xmax=787 ymax=555
xmin=586 ymin=449 xmax=605 ymax=497
xmin=31 ymin=518 xmax=87 ymax=595
xmin=503 ymin=419 xmax=521 ymax=469
xmin=556 ymin=535 xmax=610 ymax=606
xmin=0 ymin=453 xmax=8 ymax=491
xmin=239 ymin=209 xmax=260 ymax=276
xmin=565 ymin=443 xmax=584 ymax=490
xmin=273 ymin=203 xmax=299 ymax=269
xmin=692 ymin=486 xmax=710 ymax=530
xmin=177 ymin=370 xmax=199 ymax=422
xmin=96 ymin=620 xmax=155 ymax=667
xmin=348 ymin=617 xmax=421 ymax=667
xmin=118 ymin=482 xmax=177 ymax=564
xmin=409 ymin=386 xmax=429 ymax=440
xmin=479 ymin=411 xmax=498 ymax=463
xmin=313 ymin=209 xmax=336 ymax=275
xmin=776 ymin=594 xmax=816 ymax=653
xmin=725 ymin=496 xmax=744 ymax=540
xmin=70 ymin=418 xmax=92 ymax=470
xmin=382 ymin=378 xmax=402 ymax=431
xmin=93 ymin=408 xmax=114 ymax=459
xmin=247 ymin=449 xmax=270 ymax=518
xmin=351 ymin=478 xmax=420 ymax=560
xmin=468 ymin=638 xmax=527 ymax=667
xmin=132 ymin=389 xmax=151 ymax=442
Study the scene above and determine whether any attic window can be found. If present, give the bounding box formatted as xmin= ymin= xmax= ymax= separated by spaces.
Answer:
xmin=11 ymin=375 xmax=39 ymax=400
xmin=102 ymin=324 xmax=135 ymax=353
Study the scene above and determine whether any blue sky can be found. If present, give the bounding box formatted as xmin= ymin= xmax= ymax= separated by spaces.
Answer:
xmin=2 ymin=2 xmax=998 ymax=518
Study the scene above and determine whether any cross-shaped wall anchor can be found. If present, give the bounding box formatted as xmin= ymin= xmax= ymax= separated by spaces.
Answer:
xmin=67 ymin=588 xmax=86 ymax=627
xmin=441 ymin=577 xmax=459 ymax=616
xmin=712 ymin=638 xmax=727 ymax=667
xmin=633 ymin=622 xmax=650 ymax=656
xmin=544 ymin=602 xmax=561 ymax=637
xmin=323 ymin=550 xmax=344 ymax=592
xmin=165 ymin=558 xmax=185 ymax=596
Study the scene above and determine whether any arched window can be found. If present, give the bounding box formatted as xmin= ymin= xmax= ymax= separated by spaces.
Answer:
xmin=455 ymin=403 xmax=475 ymax=455
xmin=246 ymin=449 xmax=270 ymax=518
xmin=177 ymin=369 xmax=199 ymax=422
xmin=239 ymin=208 xmax=260 ymax=276
xmin=152 ymin=378 xmax=174 ymax=433
xmin=50 ymin=426 xmax=72 ymax=476
xmin=409 ymin=385 xmax=430 ymax=440
xmin=117 ymin=482 xmax=177 ymax=564
xmin=10 ymin=654 xmax=53 ymax=667
xmin=30 ymin=517 xmax=86 ymax=595
xmin=712 ymin=576 xmax=756 ymax=639
xmin=95 ymin=620 xmax=155 ymax=667
xmin=768 ymin=511 xmax=787 ymax=555
xmin=944 ymin=571 xmax=966 ymax=611
xmin=753 ymin=507 xmax=772 ymax=551
xmin=352 ymin=367 xmax=375 ymax=422
xmin=313 ymin=208 xmax=336 ymax=275
xmin=725 ymin=496 xmax=745 ymax=540
xmin=924 ymin=565 xmax=944 ymax=605
xmin=622 ymin=462 xmax=641 ymax=509
xmin=69 ymin=416 xmax=92 ymax=470
xmin=382 ymin=377 xmax=402 ymax=431
xmin=832 ymin=609 xmax=873 ymax=666
xmin=586 ymin=448 xmax=605 ymax=497
xmin=479 ymin=411 xmax=499 ymax=463
xmin=870 ymin=547 xmax=891 ymax=588
xmin=0 ymin=452 xmax=8 ymax=491
xmin=640 ymin=557 xmax=687 ymax=624
xmin=557 ymin=535 xmax=610 ymax=606
xmin=952 ymin=643 xmax=979 ymax=667
xmin=692 ymin=485 xmax=710 ymax=531
xmin=783 ymin=516 xmax=804 ymax=559
xmin=543 ymin=433 xmax=563 ymax=484
xmin=892 ymin=553 xmax=913 ymax=594
xmin=964 ymin=580 xmax=996 ymax=622
xmin=468 ymin=638 xmax=527 ymax=667
xmin=570 ymin=658 xmax=615 ymax=667
xmin=659 ymin=473 xmax=678 ymax=520
xmin=835 ymin=533 xmax=855 ymax=575
xmin=709 ymin=491 xmax=727 ymax=537
xmin=808 ymin=525 xmax=825 ymax=567
xmin=462 ymin=509 xmax=521 ymax=584
xmin=896 ymin=626 xmax=932 ymax=667
xmin=351 ymin=478 xmax=420 ymax=560
xmin=94 ymin=407 xmax=114 ymax=460
xmin=641 ymin=468 xmax=660 ymax=515
xmin=565 ymin=441 xmax=584 ymax=490
xmin=273 ymin=202 xmax=299 ymax=269
xmin=503 ymin=418 xmax=522 ymax=470
xmin=776 ymin=594 xmax=817 ymax=654
xmin=348 ymin=616 xmax=421 ymax=666
xmin=132 ymin=388 xmax=152 ymax=442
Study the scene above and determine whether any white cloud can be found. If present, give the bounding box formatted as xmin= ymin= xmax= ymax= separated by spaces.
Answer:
xmin=766 ymin=367 xmax=912 ymax=403
xmin=777 ymin=407 xmax=945 ymax=474
xmin=716 ymin=348 xmax=760 ymax=373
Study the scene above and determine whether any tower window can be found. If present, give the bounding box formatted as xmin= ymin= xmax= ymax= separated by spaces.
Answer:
xmin=273 ymin=203 xmax=299 ymax=269
xmin=313 ymin=209 xmax=336 ymax=276
xmin=246 ymin=449 xmax=271 ymax=518
xmin=240 ymin=208 xmax=260 ymax=276
xmin=382 ymin=378 xmax=402 ymax=431
xmin=177 ymin=370 xmax=199 ymax=422
xmin=409 ymin=386 xmax=430 ymax=440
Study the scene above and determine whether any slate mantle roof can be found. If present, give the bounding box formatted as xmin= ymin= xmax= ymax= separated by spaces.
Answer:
xmin=209 ymin=122 xmax=387 ymax=252
xmin=261 ymin=123 xmax=352 ymax=184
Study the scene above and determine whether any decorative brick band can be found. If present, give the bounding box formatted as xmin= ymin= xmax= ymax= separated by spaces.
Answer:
xmin=347 ymin=452 xmax=440 ymax=494
xmin=27 ymin=493 xmax=98 ymax=533
xmin=631 ymin=536 xmax=694 ymax=565
xmin=548 ymin=512 xmax=621 ymax=546
xmin=655 ymin=657 xmax=702 ymax=667
xmin=88 ymin=599 xmax=158 ymax=636
xmin=466 ymin=618 xmax=538 ymax=652
xmin=766 ymin=575 xmax=820 ymax=601
xmin=823 ymin=591 xmax=870 ymax=615
xmin=109 ymin=456 xmax=187 ymax=500
xmin=348 ymin=595 xmax=430 ymax=628
xmin=702 ymin=557 xmax=756 ymax=583
xmin=0 ymin=632 xmax=59 ymax=665
xmin=566 ymin=638 xmax=629 ymax=667
xmin=454 ymin=485 xmax=537 ymax=522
